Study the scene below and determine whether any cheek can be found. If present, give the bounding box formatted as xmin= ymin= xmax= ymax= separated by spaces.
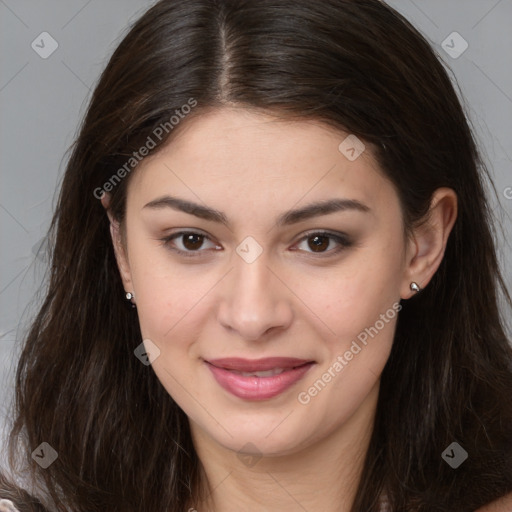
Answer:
xmin=295 ymin=300 xmax=399 ymax=438
xmin=312 ymin=234 xmax=404 ymax=345
xmin=125 ymin=237 xmax=207 ymax=351
xmin=303 ymin=228 xmax=404 ymax=406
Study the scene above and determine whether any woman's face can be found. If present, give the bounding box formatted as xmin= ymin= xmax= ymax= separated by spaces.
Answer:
xmin=113 ymin=108 xmax=416 ymax=457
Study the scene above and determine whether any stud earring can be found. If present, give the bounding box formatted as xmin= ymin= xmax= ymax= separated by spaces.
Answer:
xmin=125 ymin=291 xmax=136 ymax=308
xmin=410 ymin=282 xmax=421 ymax=293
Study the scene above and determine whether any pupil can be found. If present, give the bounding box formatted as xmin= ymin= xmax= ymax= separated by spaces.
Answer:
xmin=183 ymin=233 xmax=203 ymax=250
xmin=309 ymin=235 xmax=328 ymax=252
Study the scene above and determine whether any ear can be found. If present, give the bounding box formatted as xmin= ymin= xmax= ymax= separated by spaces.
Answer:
xmin=400 ymin=187 xmax=458 ymax=299
xmin=101 ymin=192 xmax=133 ymax=292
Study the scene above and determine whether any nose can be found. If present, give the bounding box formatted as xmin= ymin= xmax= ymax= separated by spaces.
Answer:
xmin=216 ymin=254 xmax=294 ymax=341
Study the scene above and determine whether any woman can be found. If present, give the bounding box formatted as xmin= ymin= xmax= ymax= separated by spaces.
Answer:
xmin=1 ymin=0 xmax=511 ymax=510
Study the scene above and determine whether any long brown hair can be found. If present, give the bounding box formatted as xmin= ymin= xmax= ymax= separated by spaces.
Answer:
xmin=2 ymin=1 xmax=512 ymax=510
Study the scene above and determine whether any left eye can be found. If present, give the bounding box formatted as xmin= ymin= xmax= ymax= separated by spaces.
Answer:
xmin=293 ymin=231 xmax=352 ymax=255
xmin=160 ymin=230 xmax=351 ymax=257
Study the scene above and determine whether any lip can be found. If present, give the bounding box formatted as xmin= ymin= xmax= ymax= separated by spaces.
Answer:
xmin=205 ymin=357 xmax=315 ymax=400
xmin=207 ymin=357 xmax=313 ymax=372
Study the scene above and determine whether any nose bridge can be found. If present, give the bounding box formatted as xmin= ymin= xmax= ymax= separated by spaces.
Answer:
xmin=216 ymin=242 xmax=293 ymax=340
xmin=234 ymin=251 xmax=274 ymax=304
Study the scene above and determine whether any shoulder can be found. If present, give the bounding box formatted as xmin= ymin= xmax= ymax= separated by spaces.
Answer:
xmin=0 ymin=498 xmax=20 ymax=512
xmin=475 ymin=492 xmax=512 ymax=512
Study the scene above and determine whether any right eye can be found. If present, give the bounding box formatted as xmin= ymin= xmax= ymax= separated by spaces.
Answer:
xmin=159 ymin=231 xmax=222 ymax=258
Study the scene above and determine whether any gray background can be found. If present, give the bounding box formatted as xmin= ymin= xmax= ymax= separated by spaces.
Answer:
xmin=1 ymin=0 xmax=511 ymax=426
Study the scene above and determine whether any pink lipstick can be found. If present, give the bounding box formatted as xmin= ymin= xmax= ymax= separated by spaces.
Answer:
xmin=205 ymin=357 xmax=315 ymax=400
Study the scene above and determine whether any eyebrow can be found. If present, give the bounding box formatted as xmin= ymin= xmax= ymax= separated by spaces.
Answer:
xmin=143 ymin=195 xmax=371 ymax=227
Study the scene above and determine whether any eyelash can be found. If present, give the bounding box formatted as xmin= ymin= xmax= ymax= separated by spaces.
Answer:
xmin=158 ymin=230 xmax=353 ymax=259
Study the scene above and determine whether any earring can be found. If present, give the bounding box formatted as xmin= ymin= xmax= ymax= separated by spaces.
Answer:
xmin=410 ymin=282 xmax=421 ymax=293
xmin=125 ymin=291 xmax=136 ymax=308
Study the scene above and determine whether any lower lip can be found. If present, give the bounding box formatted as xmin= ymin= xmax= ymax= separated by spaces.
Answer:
xmin=206 ymin=362 xmax=315 ymax=400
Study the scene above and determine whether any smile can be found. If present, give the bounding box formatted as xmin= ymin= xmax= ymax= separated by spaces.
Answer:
xmin=205 ymin=357 xmax=316 ymax=400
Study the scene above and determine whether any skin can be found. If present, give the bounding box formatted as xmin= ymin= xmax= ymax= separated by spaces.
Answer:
xmin=102 ymin=107 xmax=458 ymax=512
xmin=477 ymin=494 xmax=512 ymax=512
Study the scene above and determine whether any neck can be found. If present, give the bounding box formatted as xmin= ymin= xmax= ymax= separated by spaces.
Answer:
xmin=187 ymin=382 xmax=380 ymax=512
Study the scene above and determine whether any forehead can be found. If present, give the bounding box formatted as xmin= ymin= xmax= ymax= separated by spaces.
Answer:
xmin=148 ymin=108 xmax=366 ymax=173
xmin=128 ymin=108 xmax=396 ymax=215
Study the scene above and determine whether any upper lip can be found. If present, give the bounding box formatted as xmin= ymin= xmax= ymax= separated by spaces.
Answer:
xmin=206 ymin=357 xmax=314 ymax=372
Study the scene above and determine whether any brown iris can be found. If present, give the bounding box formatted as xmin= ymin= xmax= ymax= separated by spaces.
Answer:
xmin=182 ymin=233 xmax=204 ymax=250
xmin=308 ymin=234 xmax=329 ymax=252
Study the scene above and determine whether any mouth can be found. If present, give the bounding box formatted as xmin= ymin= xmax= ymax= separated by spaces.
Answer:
xmin=205 ymin=357 xmax=316 ymax=400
